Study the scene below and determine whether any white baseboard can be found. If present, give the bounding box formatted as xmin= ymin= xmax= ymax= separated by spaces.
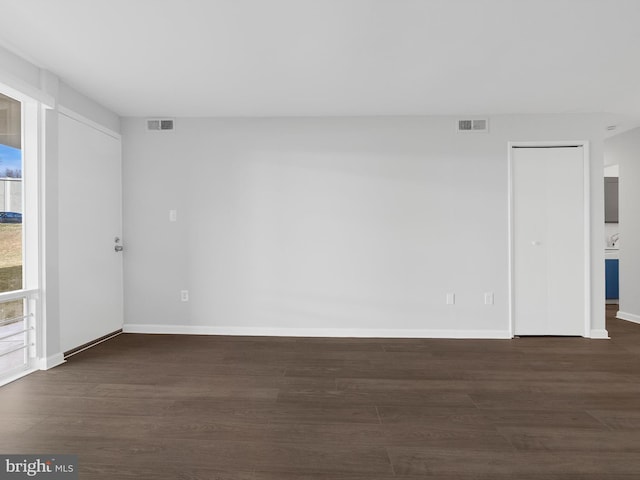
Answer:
xmin=123 ymin=324 xmax=512 ymax=339
xmin=589 ymin=329 xmax=610 ymax=339
xmin=38 ymin=353 xmax=65 ymax=370
xmin=617 ymin=311 xmax=640 ymax=325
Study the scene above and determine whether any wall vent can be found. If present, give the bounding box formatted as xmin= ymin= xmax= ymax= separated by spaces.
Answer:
xmin=457 ymin=118 xmax=489 ymax=133
xmin=146 ymin=118 xmax=175 ymax=131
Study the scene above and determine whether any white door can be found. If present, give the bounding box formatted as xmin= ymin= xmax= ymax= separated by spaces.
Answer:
xmin=58 ymin=113 xmax=123 ymax=352
xmin=511 ymin=145 xmax=587 ymax=336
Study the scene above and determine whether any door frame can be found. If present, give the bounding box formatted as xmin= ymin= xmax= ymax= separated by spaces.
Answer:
xmin=507 ymin=140 xmax=591 ymax=338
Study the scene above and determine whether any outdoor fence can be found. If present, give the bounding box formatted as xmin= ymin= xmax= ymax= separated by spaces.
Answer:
xmin=0 ymin=178 xmax=22 ymax=213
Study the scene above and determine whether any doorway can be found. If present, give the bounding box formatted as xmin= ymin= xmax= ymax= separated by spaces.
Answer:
xmin=509 ymin=142 xmax=590 ymax=336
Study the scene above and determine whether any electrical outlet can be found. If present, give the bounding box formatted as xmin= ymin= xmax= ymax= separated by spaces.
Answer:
xmin=180 ymin=290 xmax=189 ymax=302
xmin=169 ymin=209 xmax=177 ymax=222
xmin=446 ymin=293 xmax=455 ymax=305
xmin=484 ymin=292 xmax=494 ymax=305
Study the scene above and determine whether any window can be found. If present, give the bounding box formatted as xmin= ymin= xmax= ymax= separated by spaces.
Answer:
xmin=0 ymin=91 xmax=36 ymax=382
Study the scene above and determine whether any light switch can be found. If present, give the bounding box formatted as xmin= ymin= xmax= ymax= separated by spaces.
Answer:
xmin=169 ymin=209 xmax=177 ymax=222
xmin=484 ymin=292 xmax=494 ymax=305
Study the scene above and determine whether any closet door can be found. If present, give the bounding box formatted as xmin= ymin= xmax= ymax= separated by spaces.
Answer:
xmin=512 ymin=145 xmax=586 ymax=336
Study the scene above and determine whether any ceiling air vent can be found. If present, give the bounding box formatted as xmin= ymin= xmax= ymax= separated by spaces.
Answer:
xmin=457 ymin=118 xmax=489 ymax=133
xmin=146 ymin=118 xmax=175 ymax=131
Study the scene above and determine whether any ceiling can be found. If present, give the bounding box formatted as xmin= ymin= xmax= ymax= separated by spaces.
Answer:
xmin=1 ymin=0 xmax=640 ymax=119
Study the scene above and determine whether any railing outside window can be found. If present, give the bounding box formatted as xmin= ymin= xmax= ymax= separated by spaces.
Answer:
xmin=0 ymin=289 xmax=37 ymax=378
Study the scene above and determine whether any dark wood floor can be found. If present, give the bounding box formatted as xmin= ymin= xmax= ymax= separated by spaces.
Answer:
xmin=1 ymin=306 xmax=640 ymax=479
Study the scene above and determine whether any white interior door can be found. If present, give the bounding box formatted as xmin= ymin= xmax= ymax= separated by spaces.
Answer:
xmin=512 ymin=145 xmax=587 ymax=336
xmin=58 ymin=113 xmax=123 ymax=352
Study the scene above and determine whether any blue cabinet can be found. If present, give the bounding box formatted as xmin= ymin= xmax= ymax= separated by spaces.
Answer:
xmin=605 ymin=259 xmax=619 ymax=299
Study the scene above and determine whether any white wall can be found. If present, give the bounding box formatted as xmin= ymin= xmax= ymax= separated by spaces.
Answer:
xmin=122 ymin=114 xmax=606 ymax=337
xmin=605 ymin=128 xmax=640 ymax=324
xmin=58 ymin=82 xmax=120 ymax=134
xmin=604 ymin=164 xmax=619 ymax=176
xmin=0 ymin=46 xmax=46 ymax=101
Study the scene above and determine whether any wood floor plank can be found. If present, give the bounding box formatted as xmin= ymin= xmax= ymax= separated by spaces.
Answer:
xmin=387 ymin=448 xmax=640 ymax=476
xmin=584 ymin=409 xmax=640 ymax=430
xmin=253 ymin=473 xmax=640 ymax=480
xmin=91 ymin=382 xmax=280 ymax=400
xmin=277 ymin=385 xmax=476 ymax=407
xmin=0 ymin=393 xmax=175 ymax=417
xmin=469 ymin=392 xmax=640 ymax=411
xmin=168 ymin=398 xmax=381 ymax=425
xmin=26 ymin=414 xmax=511 ymax=450
xmin=6 ymin=438 xmax=393 ymax=476
xmin=81 ymin=464 xmax=254 ymax=480
xmin=498 ymin=426 xmax=640 ymax=452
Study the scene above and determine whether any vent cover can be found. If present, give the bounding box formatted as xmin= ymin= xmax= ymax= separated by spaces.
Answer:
xmin=147 ymin=118 xmax=175 ymax=131
xmin=457 ymin=118 xmax=489 ymax=133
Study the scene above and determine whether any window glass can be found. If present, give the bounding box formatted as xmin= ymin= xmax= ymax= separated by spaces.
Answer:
xmin=0 ymin=92 xmax=25 ymax=375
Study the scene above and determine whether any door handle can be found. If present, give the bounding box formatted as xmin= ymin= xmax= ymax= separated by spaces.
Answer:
xmin=114 ymin=236 xmax=124 ymax=253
